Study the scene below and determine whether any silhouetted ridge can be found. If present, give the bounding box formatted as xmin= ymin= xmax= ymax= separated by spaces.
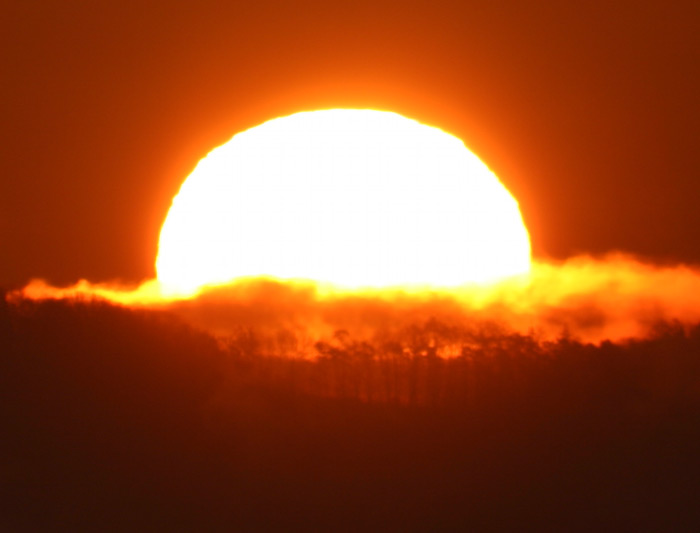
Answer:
xmin=2 ymin=295 xmax=699 ymax=531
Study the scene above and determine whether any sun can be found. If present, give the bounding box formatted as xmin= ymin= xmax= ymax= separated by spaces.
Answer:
xmin=156 ymin=109 xmax=531 ymax=295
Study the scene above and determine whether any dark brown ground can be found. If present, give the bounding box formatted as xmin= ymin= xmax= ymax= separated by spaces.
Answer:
xmin=2 ymin=295 xmax=699 ymax=531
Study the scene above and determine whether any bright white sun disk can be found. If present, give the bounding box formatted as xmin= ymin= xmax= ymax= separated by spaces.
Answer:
xmin=156 ymin=109 xmax=531 ymax=294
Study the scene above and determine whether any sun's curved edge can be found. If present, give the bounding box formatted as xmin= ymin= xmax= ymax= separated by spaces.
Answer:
xmin=155 ymin=108 xmax=533 ymax=296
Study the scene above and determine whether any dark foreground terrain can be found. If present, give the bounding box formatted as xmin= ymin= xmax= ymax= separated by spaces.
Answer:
xmin=2 ymin=294 xmax=700 ymax=531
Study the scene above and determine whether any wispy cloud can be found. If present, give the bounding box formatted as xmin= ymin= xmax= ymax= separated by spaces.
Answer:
xmin=15 ymin=254 xmax=700 ymax=346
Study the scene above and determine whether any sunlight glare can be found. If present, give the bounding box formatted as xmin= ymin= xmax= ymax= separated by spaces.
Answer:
xmin=156 ymin=109 xmax=531 ymax=295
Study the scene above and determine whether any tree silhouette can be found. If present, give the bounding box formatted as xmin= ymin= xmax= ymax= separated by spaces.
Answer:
xmin=2 ymin=295 xmax=700 ymax=530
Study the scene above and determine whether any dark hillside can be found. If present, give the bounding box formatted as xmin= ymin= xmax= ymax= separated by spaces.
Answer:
xmin=2 ymin=295 xmax=699 ymax=531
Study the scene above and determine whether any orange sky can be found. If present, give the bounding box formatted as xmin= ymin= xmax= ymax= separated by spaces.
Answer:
xmin=1 ymin=1 xmax=698 ymax=288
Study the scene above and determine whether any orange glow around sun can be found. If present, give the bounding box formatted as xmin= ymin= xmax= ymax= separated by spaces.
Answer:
xmin=16 ymin=111 xmax=700 ymax=346
xmin=156 ymin=109 xmax=531 ymax=295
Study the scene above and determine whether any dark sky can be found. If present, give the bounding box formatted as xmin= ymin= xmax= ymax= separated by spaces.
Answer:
xmin=1 ymin=0 xmax=698 ymax=287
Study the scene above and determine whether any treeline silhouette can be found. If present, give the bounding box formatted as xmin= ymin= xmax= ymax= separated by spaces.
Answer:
xmin=2 ymin=293 xmax=700 ymax=531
